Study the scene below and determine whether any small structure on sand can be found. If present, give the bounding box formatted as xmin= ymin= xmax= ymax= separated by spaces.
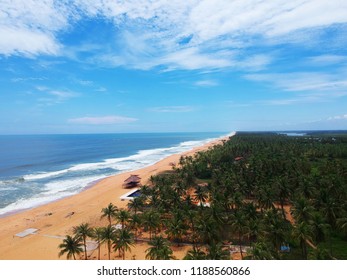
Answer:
xmin=14 ymin=228 xmax=38 ymax=238
xmin=123 ymin=174 xmax=141 ymax=188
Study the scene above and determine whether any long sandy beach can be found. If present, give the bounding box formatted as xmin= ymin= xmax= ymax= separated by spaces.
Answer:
xmin=0 ymin=134 xmax=233 ymax=260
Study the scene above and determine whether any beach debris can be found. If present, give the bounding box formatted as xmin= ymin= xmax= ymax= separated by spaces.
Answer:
xmin=65 ymin=211 xmax=75 ymax=218
xmin=14 ymin=228 xmax=38 ymax=238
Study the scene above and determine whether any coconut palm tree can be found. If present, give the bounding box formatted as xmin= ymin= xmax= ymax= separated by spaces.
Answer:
xmin=129 ymin=213 xmax=142 ymax=241
xmin=142 ymin=210 xmax=161 ymax=239
xmin=231 ymin=210 xmax=247 ymax=259
xmin=93 ymin=227 xmax=104 ymax=260
xmin=101 ymin=203 xmax=118 ymax=226
xmin=291 ymin=196 xmax=314 ymax=224
xmin=183 ymin=246 xmax=207 ymax=260
xmin=194 ymin=185 xmax=208 ymax=208
xmin=206 ymin=242 xmax=230 ymax=260
xmin=337 ymin=216 xmax=347 ymax=237
xmin=115 ymin=209 xmax=131 ymax=229
xmin=247 ymin=241 xmax=274 ymax=260
xmin=310 ymin=212 xmax=330 ymax=243
xmin=58 ymin=235 xmax=83 ymax=260
xmin=101 ymin=225 xmax=116 ymax=260
xmin=262 ymin=208 xmax=289 ymax=253
xmin=127 ymin=197 xmax=144 ymax=214
xmin=73 ymin=223 xmax=94 ymax=260
xmin=165 ymin=215 xmax=188 ymax=245
xmin=113 ymin=228 xmax=135 ymax=260
xmin=292 ymin=221 xmax=314 ymax=260
xmin=145 ymin=236 xmax=174 ymax=260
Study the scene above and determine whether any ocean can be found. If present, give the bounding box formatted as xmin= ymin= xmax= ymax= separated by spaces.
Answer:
xmin=0 ymin=132 xmax=227 ymax=216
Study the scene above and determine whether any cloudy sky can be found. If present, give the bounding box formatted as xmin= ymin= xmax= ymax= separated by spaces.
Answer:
xmin=1 ymin=0 xmax=347 ymax=134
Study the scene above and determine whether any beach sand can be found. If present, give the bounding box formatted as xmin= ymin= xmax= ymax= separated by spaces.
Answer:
xmin=0 ymin=134 xmax=233 ymax=260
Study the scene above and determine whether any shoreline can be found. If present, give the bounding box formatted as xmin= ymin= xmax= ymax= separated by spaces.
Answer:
xmin=0 ymin=132 xmax=234 ymax=260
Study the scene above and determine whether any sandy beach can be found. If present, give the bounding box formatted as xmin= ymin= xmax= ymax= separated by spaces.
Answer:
xmin=0 ymin=134 xmax=233 ymax=260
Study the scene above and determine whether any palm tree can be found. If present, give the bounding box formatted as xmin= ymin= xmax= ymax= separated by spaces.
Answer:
xmin=142 ymin=210 xmax=161 ymax=239
xmin=128 ymin=197 xmax=144 ymax=214
xmin=58 ymin=235 xmax=83 ymax=260
xmin=113 ymin=228 xmax=135 ymax=260
xmin=129 ymin=213 xmax=142 ymax=241
xmin=183 ymin=246 xmax=207 ymax=260
xmin=274 ymin=177 xmax=291 ymax=220
xmin=165 ymin=216 xmax=188 ymax=245
xmin=291 ymin=196 xmax=314 ymax=224
xmin=310 ymin=212 xmax=330 ymax=243
xmin=73 ymin=223 xmax=94 ymax=260
xmin=256 ymin=185 xmax=275 ymax=211
xmin=293 ymin=222 xmax=314 ymax=260
xmin=337 ymin=216 xmax=347 ymax=237
xmin=93 ymin=227 xmax=104 ymax=260
xmin=194 ymin=185 xmax=208 ymax=208
xmin=262 ymin=208 xmax=289 ymax=253
xmin=101 ymin=203 xmax=118 ymax=226
xmin=247 ymin=241 xmax=274 ymax=260
xmin=101 ymin=225 xmax=116 ymax=260
xmin=145 ymin=236 xmax=174 ymax=260
xmin=206 ymin=242 xmax=230 ymax=260
xmin=230 ymin=210 xmax=246 ymax=259
xmin=115 ymin=209 xmax=131 ymax=229
xmin=195 ymin=216 xmax=220 ymax=245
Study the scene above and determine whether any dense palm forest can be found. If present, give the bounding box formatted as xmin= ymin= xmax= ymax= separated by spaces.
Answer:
xmin=59 ymin=132 xmax=347 ymax=260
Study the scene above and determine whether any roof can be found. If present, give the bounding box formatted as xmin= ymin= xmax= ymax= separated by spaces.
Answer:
xmin=124 ymin=174 xmax=141 ymax=184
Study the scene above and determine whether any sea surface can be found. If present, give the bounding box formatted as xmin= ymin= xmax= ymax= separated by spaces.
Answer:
xmin=0 ymin=132 xmax=228 ymax=216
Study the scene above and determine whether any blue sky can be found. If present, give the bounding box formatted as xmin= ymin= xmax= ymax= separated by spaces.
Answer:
xmin=1 ymin=0 xmax=347 ymax=134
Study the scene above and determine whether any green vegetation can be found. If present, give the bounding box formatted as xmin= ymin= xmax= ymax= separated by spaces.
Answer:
xmin=58 ymin=132 xmax=347 ymax=259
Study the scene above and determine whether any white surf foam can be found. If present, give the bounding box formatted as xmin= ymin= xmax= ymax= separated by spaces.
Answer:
xmin=0 ymin=175 xmax=105 ymax=216
xmin=22 ymin=137 xmax=218 ymax=181
xmin=23 ymin=169 xmax=68 ymax=180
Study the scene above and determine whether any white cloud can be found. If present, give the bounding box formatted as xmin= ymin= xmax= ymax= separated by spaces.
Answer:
xmin=327 ymin=114 xmax=347 ymax=121
xmin=149 ymin=106 xmax=195 ymax=113
xmin=245 ymin=72 xmax=347 ymax=92
xmin=35 ymin=86 xmax=78 ymax=104
xmin=0 ymin=0 xmax=71 ymax=56
xmin=195 ymin=80 xmax=218 ymax=87
xmin=68 ymin=115 xmax=137 ymax=125
xmin=1 ymin=0 xmax=347 ymax=70
xmin=308 ymin=55 xmax=347 ymax=65
xmin=0 ymin=26 xmax=60 ymax=56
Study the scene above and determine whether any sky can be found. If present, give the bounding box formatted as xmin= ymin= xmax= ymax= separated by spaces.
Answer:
xmin=1 ymin=0 xmax=347 ymax=134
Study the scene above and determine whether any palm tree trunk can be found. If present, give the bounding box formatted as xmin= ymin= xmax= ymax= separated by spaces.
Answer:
xmin=83 ymin=237 xmax=88 ymax=260
xmin=98 ymin=244 xmax=100 ymax=260
xmin=280 ymin=201 xmax=286 ymax=220
xmin=108 ymin=241 xmax=111 ymax=260
xmin=73 ymin=253 xmax=76 ymax=260
xmin=239 ymin=232 xmax=243 ymax=259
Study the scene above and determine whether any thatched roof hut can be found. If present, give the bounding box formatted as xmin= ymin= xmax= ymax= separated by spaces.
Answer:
xmin=123 ymin=174 xmax=141 ymax=188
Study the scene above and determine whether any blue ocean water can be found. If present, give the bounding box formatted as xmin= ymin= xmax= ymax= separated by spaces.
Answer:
xmin=0 ymin=132 xmax=228 ymax=216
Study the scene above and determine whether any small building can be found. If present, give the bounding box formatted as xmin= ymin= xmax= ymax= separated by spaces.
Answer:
xmin=123 ymin=174 xmax=141 ymax=188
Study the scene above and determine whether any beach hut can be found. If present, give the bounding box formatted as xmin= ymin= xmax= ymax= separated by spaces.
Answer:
xmin=123 ymin=174 xmax=141 ymax=188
